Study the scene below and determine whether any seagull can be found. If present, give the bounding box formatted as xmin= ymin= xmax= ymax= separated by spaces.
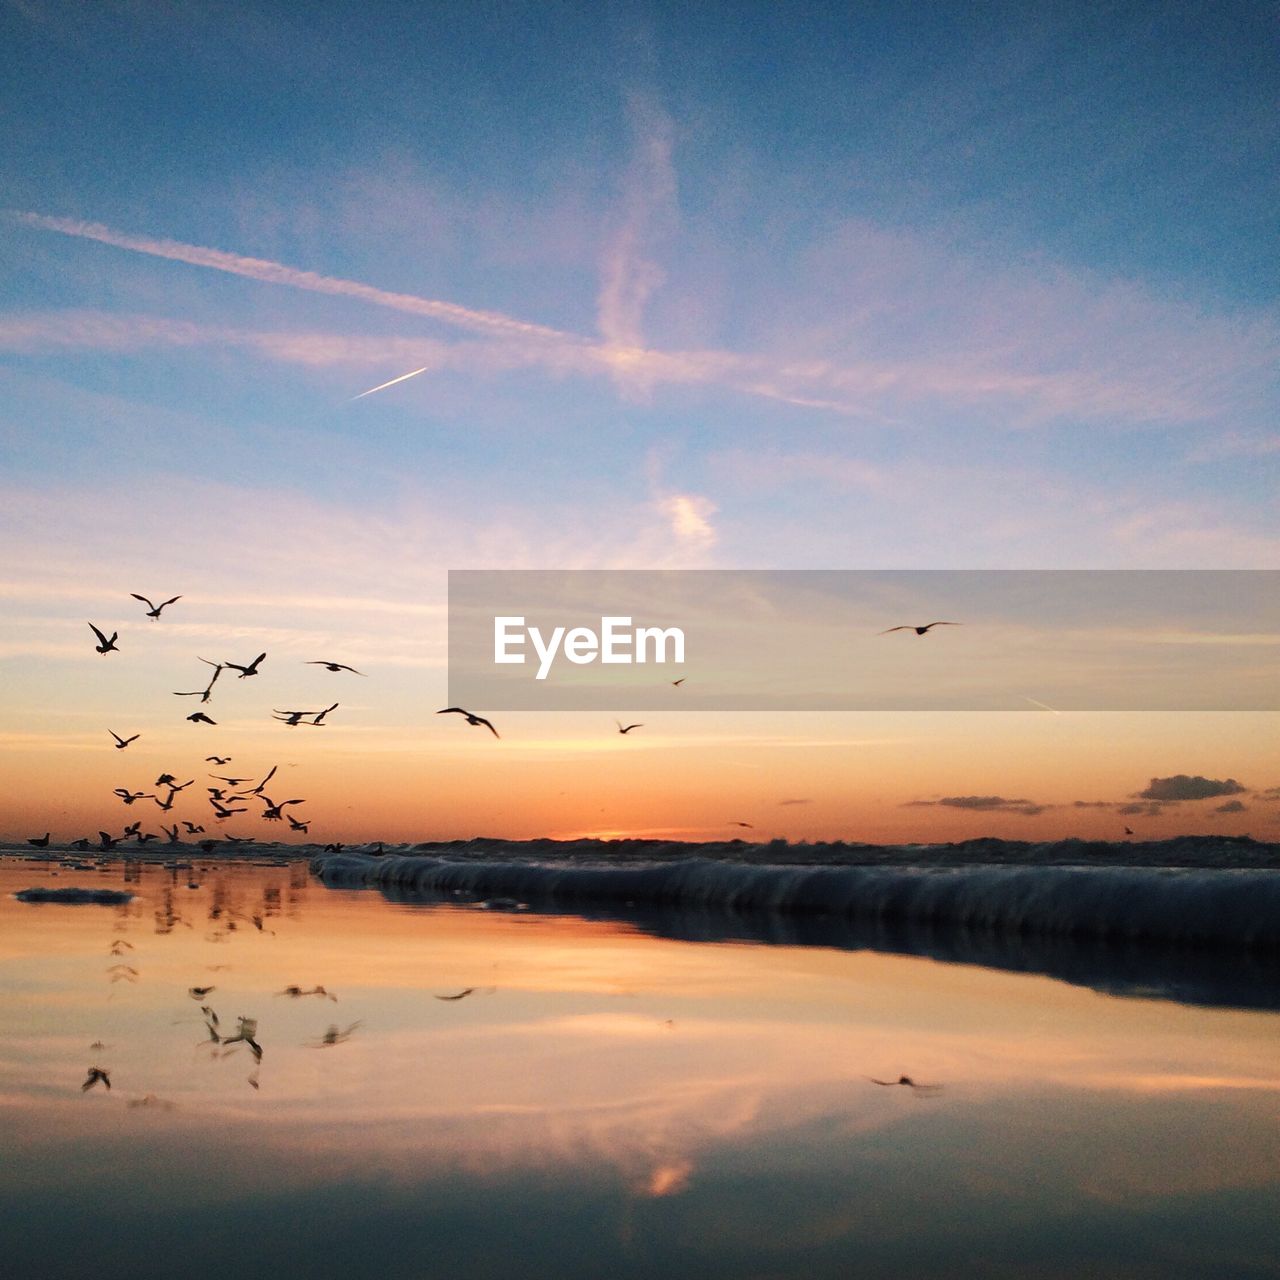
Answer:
xmin=182 ymin=821 xmax=205 ymax=834
xmin=220 ymin=1016 xmax=262 ymax=1060
xmin=210 ymin=775 xmax=250 ymax=786
xmin=307 ymin=661 xmax=366 ymax=675
xmin=286 ymin=813 xmax=310 ymax=833
xmin=868 ymin=1075 xmax=941 ymax=1094
xmin=188 ymin=986 xmax=216 ymax=1000
xmin=161 ymin=824 xmax=180 ymax=843
xmin=225 ymin=653 xmax=266 ymax=679
xmin=27 ymin=833 xmax=50 ymax=848
xmin=206 ymin=756 xmax=231 ymax=765
xmin=130 ymin=593 xmax=181 ymax=619
xmin=437 ymin=707 xmax=499 ymax=738
xmin=113 ymin=789 xmax=153 ymax=805
xmin=878 ymin=622 xmax=962 ymax=636
xmin=276 ymin=985 xmax=336 ymax=1001
xmin=210 ymin=800 xmax=247 ymax=819
xmin=616 ymin=721 xmax=643 ymax=735
xmin=260 ymin=797 xmax=304 ymax=822
xmin=247 ymin=766 xmax=278 ymax=796
xmin=1124 ymin=826 xmax=1134 ymax=836
xmin=729 ymin=821 xmax=754 ymax=829
xmin=310 ymin=1022 xmax=361 ymax=1047
xmin=81 ymin=1066 xmax=111 ymax=1092
xmin=671 ymin=677 xmax=685 ymax=687
xmin=109 ymin=730 xmax=139 ymax=750
xmin=88 ymin=623 xmax=119 ymax=654
xmin=187 ymin=712 xmax=217 ymax=725
xmin=434 ymin=988 xmax=476 ymax=1002
xmin=272 ymin=710 xmax=309 ymax=726
xmin=98 ymin=831 xmax=119 ymax=850
xmin=311 ymin=702 xmax=339 ymax=726
xmin=134 ymin=832 xmax=158 ymax=844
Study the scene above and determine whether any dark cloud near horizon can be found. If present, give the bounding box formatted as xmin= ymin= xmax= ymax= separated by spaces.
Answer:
xmin=1214 ymin=799 xmax=1248 ymax=813
xmin=1118 ymin=802 xmax=1165 ymax=817
xmin=1137 ymin=774 xmax=1246 ymax=802
xmin=906 ymin=795 xmax=1048 ymax=817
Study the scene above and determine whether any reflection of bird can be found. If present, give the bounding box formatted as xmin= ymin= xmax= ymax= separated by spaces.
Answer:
xmin=130 ymin=593 xmax=181 ymax=619
xmin=27 ymin=832 xmax=50 ymax=848
xmin=868 ymin=1075 xmax=941 ymax=1094
xmin=617 ymin=722 xmax=643 ymax=735
xmin=307 ymin=661 xmax=365 ymax=675
xmin=82 ymin=1066 xmax=111 ymax=1091
xmin=878 ymin=622 xmax=961 ymax=636
xmin=437 ymin=707 xmax=499 ymax=737
xmin=225 ymin=652 xmax=266 ymax=679
xmin=110 ymin=730 xmax=139 ymax=750
xmin=434 ymin=988 xmax=476 ymax=1002
xmin=88 ymin=623 xmax=119 ymax=654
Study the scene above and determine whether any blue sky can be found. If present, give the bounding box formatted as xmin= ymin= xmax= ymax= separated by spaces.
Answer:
xmin=0 ymin=0 xmax=1275 ymax=841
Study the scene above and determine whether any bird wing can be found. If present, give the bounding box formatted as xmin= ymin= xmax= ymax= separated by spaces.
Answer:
xmin=130 ymin=593 xmax=155 ymax=610
xmin=923 ymin=621 xmax=961 ymax=629
xmin=477 ymin=716 xmax=499 ymax=737
xmin=437 ymin=707 xmax=468 ymax=716
xmin=878 ymin=626 xmax=910 ymax=634
xmin=89 ymin=622 xmax=109 ymax=644
xmin=159 ymin=596 xmax=181 ymax=609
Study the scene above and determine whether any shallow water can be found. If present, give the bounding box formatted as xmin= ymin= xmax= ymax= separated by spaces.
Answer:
xmin=2 ymin=856 xmax=1279 ymax=1280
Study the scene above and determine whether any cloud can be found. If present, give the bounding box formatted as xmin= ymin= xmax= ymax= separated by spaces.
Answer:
xmin=596 ymin=92 xmax=678 ymax=389
xmin=777 ymin=798 xmax=811 ymax=806
xmin=1117 ymin=802 xmax=1164 ymax=817
xmin=658 ymin=493 xmax=717 ymax=547
xmin=1137 ymin=775 xmax=1247 ymax=802
xmin=1214 ymin=800 xmax=1248 ymax=813
xmin=905 ymin=795 xmax=1048 ymax=816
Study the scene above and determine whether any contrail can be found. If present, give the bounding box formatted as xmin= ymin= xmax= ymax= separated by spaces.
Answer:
xmin=1023 ymin=696 xmax=1063 ymax=715
xmin=350 ymin=366 xmax=429 ymax=400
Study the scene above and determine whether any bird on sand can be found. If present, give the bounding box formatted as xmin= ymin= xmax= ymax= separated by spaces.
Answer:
xmin=437 ymin=707 xmax=499 ymax=737
xmin=225 ymin=652 xmax=266 ymax=679
xmin=878 ymin=622 xmax=961 ymax=636
xmin=27 ymin=833 xmax=50 ymax=848
xmin=306 ymin=661 xmax=365 ymax=675
xmin=616 ymin=721 xmax=643 ymax=735
xmin=109 ymin=730 xmax=139 ymax=750
xmin=187 ymin=712 xmax=217 ymax=725
xmin=81 ymin=1066 xmax=111 ymax=1092
xmin=130 ymin=593 xmax=181 ymax=619
xmin=88 ymin=623 xmax=119 ymax=654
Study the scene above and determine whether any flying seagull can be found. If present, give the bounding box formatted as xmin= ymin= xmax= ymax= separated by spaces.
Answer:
xmin=88 ymin=622 xmax=118 ymax=654
xmin=225 ymin=652 xmax=266 ymax=679
xmin=434 ymin=988 xmax=476 ymax=1002
xmin=206 ymin=756 xmax=231 ymax=765
xmin=878 ymin=622 xmax=962 ymax=636
xmin=109 ymin=730 xmax=139 ymax=750
xmin=306 ymin=661 xmax=365 ymax=675
xmin=616 ymin=721 xmax=643 ymax=735
xmin=671 ymin=677 xmax=685 ymax=687
xmin=868 ymin=1075 xmax=941 ymax=1094
xmin=286 ymin=813 xmax=310 ymax=833
xmin=187 ymin=712 xmax=217 ymax=725
xmin=130 ymin=593 xmax=181 ymax=619
xmin=437 ymin=708 xmax=499 ymax=738
xmin=81 ymin=1066 xmax=111 ymax=1092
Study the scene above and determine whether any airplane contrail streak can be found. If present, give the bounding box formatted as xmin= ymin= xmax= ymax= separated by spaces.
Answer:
xmin=350 ymin=366 xmax=430 ymax=400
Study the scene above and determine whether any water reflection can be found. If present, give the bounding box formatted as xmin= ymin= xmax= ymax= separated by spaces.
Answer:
xmin=1 ymin=856 xmax=1278 ymax=1280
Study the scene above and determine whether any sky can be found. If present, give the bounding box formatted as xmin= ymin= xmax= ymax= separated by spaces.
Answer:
xmin=0 ymin=0 xmax=1276 ymax=843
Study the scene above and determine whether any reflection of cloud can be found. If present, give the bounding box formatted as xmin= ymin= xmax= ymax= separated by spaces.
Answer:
xmin=1138 ymin=774 xmax=1247 ymax=801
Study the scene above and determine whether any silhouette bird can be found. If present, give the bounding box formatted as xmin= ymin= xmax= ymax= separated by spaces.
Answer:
xmin=182 ymin=821 xmax=205 ymax=834
xmin=1124 ymin=825 xmax=1135 ymax=836
xmin=130 ymin=593 xmax=181 ymax=619
xmin=210 ymin=800 xmax=247 ymax=819
xmin=134 ymin=832 xmax=158 ymax=844
xmin=286 ymin=813 xmax=310 ymax=833
xmin=206 ymin=756 xmax=231 ymax=765
xmin=88 ymin=623 xmax=119 ymax=654
xmin=437 ymin=707 xmax=499 ymax=737
xmin=868 ymin=1075 xmax=941 ymax=1094
xmin=27 ymin=832 xmax=50 ymax=848
xmin=220 ymin=1016 xmax=262 ymax=1060
xmin=434 ymin=989 xmax=476 ymax=1002
xmin=187 ymin=712 xmax=217 ymax=725
xmin=225 ymin=652 xmax=266 ymax=679
xmin=109 ymin=730 xmax=139 ymax=750
xmin=272 ymin=710 xmax=308 ymax=726
xmin=276 ymin=985 xmax=336 ymax=1001
xmin=307 ymin=661 xmax=365 ymax=675
xmin=174 ymin=660 xmax=221 ymax=702
xmin=210 ymin=775 xmax=250 ymax=786
xmin=312 ymin=702 xmax=339 ymax=726
xmin=671 ymin=677 xmax=685 ymax=686
xmin=617 ymin=721 xmax=643 ymax=734
xmin=113 ymin=789 xmax=153 ymax=805
xmin=162 ymin=824 xmax=180 ymax=843
xmin=878 ymin=622 xmax=961 ymax=636
xmin=729 ymin=821 xmax=754 ymax=828
xmin=247 ymin=766 xmax=278 ymax=796
xmin=98 ymin=831 xmax=119 ymax=850
xmin=260 ymin=797 xmax=304 ymax=822
xmin=188 ymin=986 xmax=216 ymax=1000
xmin=310 ymin=1022 xmax=361 ymax=1047
xmin=82 ymin=1066 xmax=111 ymax=1092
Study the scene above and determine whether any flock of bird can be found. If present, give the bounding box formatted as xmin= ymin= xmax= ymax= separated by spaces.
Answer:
xmin=27 ymin=597 xmax=967 ymax=850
